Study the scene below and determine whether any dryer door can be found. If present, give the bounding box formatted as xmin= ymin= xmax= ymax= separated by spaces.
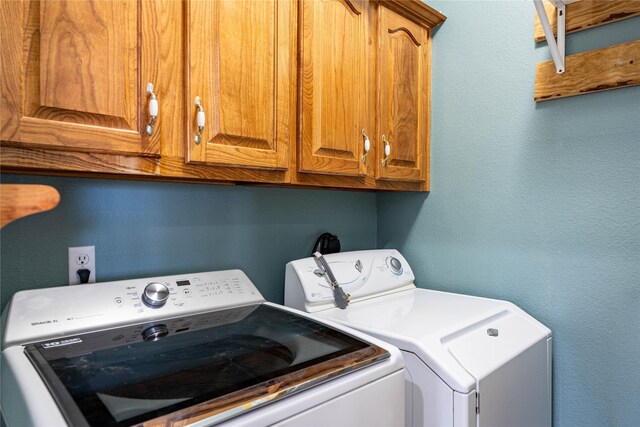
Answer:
xmin=444 ymin=312 xmax=552 ymax=427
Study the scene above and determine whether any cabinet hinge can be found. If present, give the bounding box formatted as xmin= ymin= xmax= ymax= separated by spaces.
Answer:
xmin=476 ymin=393 xmax=480 ymax=414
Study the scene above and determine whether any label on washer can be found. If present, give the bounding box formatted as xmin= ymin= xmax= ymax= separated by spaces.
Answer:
xmin=42 ymin=337 xmax=83 ymax=349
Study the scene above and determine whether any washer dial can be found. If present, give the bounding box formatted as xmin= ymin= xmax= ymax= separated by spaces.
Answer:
xmin=142 ymin=282 xmax=170 ymax=308
xmin=141 ymin=324 xmax=169 ymax=341
xmin=388 ymin=256 xmax=403 ymax=275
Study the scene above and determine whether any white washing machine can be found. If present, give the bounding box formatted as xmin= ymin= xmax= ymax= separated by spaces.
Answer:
xmin=285 ymin=250 xmax=552 ymax=427
xmin=1 ymin=269 xmax=405 ymax=427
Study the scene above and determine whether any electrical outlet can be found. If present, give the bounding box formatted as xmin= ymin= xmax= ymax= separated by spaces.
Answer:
xmin=68 ymin=246 xmax=96 ymax=285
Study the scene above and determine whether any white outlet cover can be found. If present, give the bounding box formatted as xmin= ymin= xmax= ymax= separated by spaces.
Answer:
xmin=68 ymin=246 xmax=96 ymax=285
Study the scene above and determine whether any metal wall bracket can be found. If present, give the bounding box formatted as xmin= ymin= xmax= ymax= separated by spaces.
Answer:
xmin=533 ymin=0 xmax=580 ymax=74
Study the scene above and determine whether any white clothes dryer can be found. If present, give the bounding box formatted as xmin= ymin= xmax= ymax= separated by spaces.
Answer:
xmin=285 ymin=249 xmax=552 ymax=427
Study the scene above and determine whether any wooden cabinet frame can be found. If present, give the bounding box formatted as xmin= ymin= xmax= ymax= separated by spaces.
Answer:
xmin=1 ymin=0 xmax=445 ymax=192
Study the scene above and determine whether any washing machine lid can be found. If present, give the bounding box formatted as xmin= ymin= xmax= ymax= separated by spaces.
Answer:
xmin=319 ymin=288 xmax=550 ymax=393
xmin=22 ymin=303 xmax=389 ymax=427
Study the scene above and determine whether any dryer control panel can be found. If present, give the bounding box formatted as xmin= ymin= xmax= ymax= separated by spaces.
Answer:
xmin=285 ymin=250 xmax=415 ymax=312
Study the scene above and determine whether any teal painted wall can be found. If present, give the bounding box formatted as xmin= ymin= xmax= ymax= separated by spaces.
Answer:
xmin=378 ymin=1 xmax=639 ymax=426
xmin=0 ymin=175 xmax=377 ymax=309
xmin=1 ymin=2 xmax=638 ymax=426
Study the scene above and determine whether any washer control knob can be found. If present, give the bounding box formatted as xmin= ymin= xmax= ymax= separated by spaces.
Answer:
xmin=142 ymin=282 xmax=170 ymax=308
xmin=388 ymin=257 xmax=403 ymax=275
xmin=141 ymin=324 xmax=169 ymax=342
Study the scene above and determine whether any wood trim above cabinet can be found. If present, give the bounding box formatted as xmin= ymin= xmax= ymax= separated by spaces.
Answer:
xmin=378 ymin=0 xmax=446 ymax=28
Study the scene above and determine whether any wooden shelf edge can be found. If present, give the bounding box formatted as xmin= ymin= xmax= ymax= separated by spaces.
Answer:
xmin=1 ymin=184 xmax=60 ymax=227
xmin=534 ymin=1 xmax=640 ymax=43
xmin=534 ymin=40 xmax=640 ymax=102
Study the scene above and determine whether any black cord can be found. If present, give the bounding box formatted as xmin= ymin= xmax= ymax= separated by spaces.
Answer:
xmin=310 ymin=233 xmax=341 ymax=256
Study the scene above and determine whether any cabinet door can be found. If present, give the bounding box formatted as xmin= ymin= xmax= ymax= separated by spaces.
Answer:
xmin=187 ymin=0 xmax=294 ymax=171
xmin=299 ymin=0 xmax=374 ymax=177
xmin=1 ymin=0 xmax=160 ymax=156
xmin=377 ymin=6 xmax=430 ymax=183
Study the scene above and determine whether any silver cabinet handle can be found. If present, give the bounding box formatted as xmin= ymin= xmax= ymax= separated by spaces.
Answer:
xmin=146 ymin=83 xmax=158 ymax=136
xmin=194 ymin=96 xmax=205 ymax=144
xmin=382 ymin=134 xmax=391 ymax=167
xmin=361 ymin=128 xmax=371 ymax=164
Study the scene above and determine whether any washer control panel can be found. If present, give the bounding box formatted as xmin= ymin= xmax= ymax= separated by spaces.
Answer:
xmin=2 ymin=269 xmax=264 ymax=349
xmin=285 ymin=249 xmax=415 ymax=312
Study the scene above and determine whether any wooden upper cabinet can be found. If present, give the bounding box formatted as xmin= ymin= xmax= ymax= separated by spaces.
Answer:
xmin=376 ymin=5 xmax=431 ymax=183
xmin=1 ymin=0 xmax=160 ymax=156
xmin=1 ymin=0 xmax=445 ymax=190
xmin=298 ymin=0 xmax=375 ymax=178
xmin=186 ymin=0 xmax=295 ymax=171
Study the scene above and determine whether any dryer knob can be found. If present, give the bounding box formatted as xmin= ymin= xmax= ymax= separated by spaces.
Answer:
xmin=141 ymin=324 xmax=169 ymax=341
xmin=388 ymin=257 xmax=403 ymax=275
xmin=142 ymin=282 xmax=170 ymax=308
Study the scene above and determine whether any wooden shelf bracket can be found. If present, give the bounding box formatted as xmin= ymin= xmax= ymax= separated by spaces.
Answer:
xmin=534 ymin=0 xmax=582 ymax=74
